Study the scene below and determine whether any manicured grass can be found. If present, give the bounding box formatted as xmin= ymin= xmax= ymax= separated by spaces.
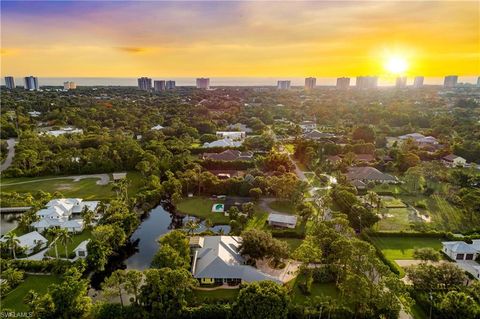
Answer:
xmin=370 ymin=236 xmax=443 ymax=260
xmin=375 ymin=208 xmax=412 ymax=232
xmin=289 ymin=275 xmax=339 ymax=304
xmin=45 ymin=229 xmax=92 ymax=258
xmin=193 ymin=288 xmax=239 ymax=302
xmin=176 ymin=197 xmax=230 ymax=224
xmin=1 ymin=275 xmax=62 ymax=312
xmin=278 ymin=238 xmax=303 ymax=252
xmin=267 ymin=200 xmax=295 ymax=214
xmin=0 ymin=172 xmax=144 ymax=201
xmin=245 ymin=206 xmax=269 ymax=230
xmin=382 ymin=197 xmax=407 ymax=208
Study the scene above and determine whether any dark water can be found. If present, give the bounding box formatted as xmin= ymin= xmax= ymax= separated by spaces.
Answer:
xmin=90 ymin=204 xmax=230 ymax=288
xmin=1 ymin=213 xmax=21 ymax=235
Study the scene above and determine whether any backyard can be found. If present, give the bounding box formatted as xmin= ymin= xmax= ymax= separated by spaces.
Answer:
xmin=193 ymin=288 xmax=239 ymax=303
xmin=267 ymin=200 xmax=295 ymax=214
xmin=45 ymin=229 xmax=92 ymax=258
xmin=0 ymin=172 xmax=144 ymax=201
xmin=288 ymin=274 xmax=339 ymax=304
xmin=1 ymin=275 xmax=62 ymax=312
xmin=176 ymin=197 xmax=230 ymax=224
xmin=370 ymin=236 xmax=444 ymax=260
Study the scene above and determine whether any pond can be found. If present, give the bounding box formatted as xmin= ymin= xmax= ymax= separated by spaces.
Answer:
xmin=1 ymin=213 xmax=20 ymax=235
xmin=121 ymin=204 xmax=230 ymax=270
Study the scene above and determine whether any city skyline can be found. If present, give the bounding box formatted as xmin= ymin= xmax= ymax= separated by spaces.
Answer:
xmin=1 ymin=1 xmax=479 ymax=77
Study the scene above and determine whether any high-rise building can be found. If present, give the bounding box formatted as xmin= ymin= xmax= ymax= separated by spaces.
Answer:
xmin=165 ymin=80 xmax=176 ymax=90
xmin=304 ymin=77 xmax=316 ymax=90
xmin=154 ymin=80 xmax=166 ymax=92
xmin=24 ymin=76 xmax=39 ymax=90
xmin=138 ymin=77 xmax=152 ymax=91
xmin=413 ymin=76 xmax=424 ymax=88
xmin=63 ymin=81 xmax=76 ymax=90
xmin=277 ymin=80 xmax=291 ymax=90
xmin=356 ymin=76 xmax=378 ymax=89
xmin=196 ymin=78 xmax=210 ymax=89
xmin=395 ymin=77 xmax=407 ymax=88
xmin=336 ymin=77 xmax=350 ymax=90
xmin=4 ymin=76 xmax=15 ymax=89
xmin=444 ymin=75 xmax=458 ymax=88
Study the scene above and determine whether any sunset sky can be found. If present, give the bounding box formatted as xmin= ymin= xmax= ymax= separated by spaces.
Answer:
xmin=1 ymin=0 xmax=479 ymax=78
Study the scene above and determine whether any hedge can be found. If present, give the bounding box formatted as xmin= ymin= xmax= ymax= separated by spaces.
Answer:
xmin=364 ymin=230 xmax=450 ymax=239
xmin=0 ymin=259 xmax=73 ymax=274
xmin=179 ymin=304 xmax=232 ymax=319
xmin=360 ymin=232 xmax=402 ymax=276
xmin=272 ymin=229 xmax=305 ymax=239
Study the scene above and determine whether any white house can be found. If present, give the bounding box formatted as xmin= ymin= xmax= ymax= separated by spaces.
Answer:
xmin=1 ymin=231 xmax=48 ymax=255
xmin=442 ymin=240 xmax=480 ymax=260
xmin=151 ymin=125 xmax=164 ymax=130
xmin=267 ymin=213 xmax=297 ymax=229
xmin=73 ymin=240 xmax=90 ymax=259
xmin=215 ymin=131 xmax=246 ymax=141
xmin=299 ymin=121 xmax=316 ymax=132
xmin=203 ymin=138 xmax=243 ymax=148
xmin=442 ymin=154 xmax=467 ymax=167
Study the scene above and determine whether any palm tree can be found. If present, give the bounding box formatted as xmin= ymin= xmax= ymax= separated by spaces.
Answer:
xmin=47 ymin=228 xmax=60 ymax=259
xmin=81 ymin=207 xmax=95 ymax=229
xmin=365 ymin=191 xmax=380 ymax=208
xmin=205 ymin=219 xmax=213 ymax=231
xmin=57 ymin=229 xmax=71 ymax=259
xmin=184 ymin=218 xmax=199 ymax=235
xmin=3 ymin=232 xmax=20 ymax=259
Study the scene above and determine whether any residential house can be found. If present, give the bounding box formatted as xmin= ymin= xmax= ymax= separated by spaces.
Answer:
xmin=190 ymin=236 xmax=281 ymax=285
xmin=303 ymin=130 xmax=335 ymax=141
xmin=0 ymin=231 xmax=48 ymax=255
xmin=216 ymin=131 xmax=246 ymax=141
xmin=442 ymin=154 xmax=467 ymax=167
xmin=442 ymin=240 xmax=480 ymax=260
xmin=346 ymin=167 xmax=397 ymax=184
xmin=73 ymin=240 xmax=90 ymax=259
xmin=151 ymin=125 xmax=164 ymax=130
xmin=298 ymin=121 xmax=316 ymax=132
xmin=203 ymin=138 xmax=243 ymax=148
xmin=202 ymin=150 xmax=253 ymax=161
xmin=226 ymin=123 xmax=253 ymax=133
xmin=326 ymin=155 xmax=342 ymax=165
xmin=267 ymin=213 xmax=297 ymax=229
xmin=355 ymin=154 xmax=376 ymax=164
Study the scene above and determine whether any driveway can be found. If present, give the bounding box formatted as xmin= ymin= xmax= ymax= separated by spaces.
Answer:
xmin=0 ymin=138 xmax=16 ymax=172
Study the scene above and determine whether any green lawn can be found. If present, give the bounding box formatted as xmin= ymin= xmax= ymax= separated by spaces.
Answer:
xmin=0 ymin=172 xmax=144 ymax=201
xmin=45 ymin=229 xmax=92 ymax=258
xmin=278 ymin=238 xmax=304 ymax=252
xmin=267 ymin=200 xmax=295 ymax=214
xmin=375 ymin=208 xmax=413 ymax=232
xmin=176 ymin=197 xmax=230 ymax=224
xmin=370 ymin=236 xmax=443 ymax=260
xmin=289 ymin=275 xmax=339 ymax=304
xmin=1 ymin=275 xmax=62 ymax=312
xmin=193 ymin=288 xmax=239 ymax=302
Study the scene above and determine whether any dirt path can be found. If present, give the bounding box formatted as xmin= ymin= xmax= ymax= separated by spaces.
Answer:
xmin=1 ymin=173 xmax=111 ymax=186
xmin=0 ymin=138 xmax=16 ymax=172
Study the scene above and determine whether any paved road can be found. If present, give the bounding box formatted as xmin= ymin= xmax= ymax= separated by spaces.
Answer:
xmin=1 ymin=173 xmax=111 ymax=186
xmin=0 ymin=138 xmax=16 ymax=172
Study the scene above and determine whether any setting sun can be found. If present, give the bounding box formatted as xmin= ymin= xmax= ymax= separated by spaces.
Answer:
xmin=385 ymin=56 xmax=409 ymax=75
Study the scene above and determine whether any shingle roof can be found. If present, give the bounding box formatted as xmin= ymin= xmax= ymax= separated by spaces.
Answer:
xmin=267 ymin=213 xmax=297 ymax=226
xmin=192 ymin=236 xmax=281 ymax=283
xmin=346 ymin=167 xmax=396 ymax=182
xmin=442 ymin=241 xmax=479 ymax=254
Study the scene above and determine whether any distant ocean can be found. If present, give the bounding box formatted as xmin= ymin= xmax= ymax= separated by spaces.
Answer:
xmin=1 ymin=76 xmax=479 ymax=87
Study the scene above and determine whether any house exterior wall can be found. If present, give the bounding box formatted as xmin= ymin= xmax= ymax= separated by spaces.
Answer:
xmin=268 ymin=220 xmax=295 ymax=229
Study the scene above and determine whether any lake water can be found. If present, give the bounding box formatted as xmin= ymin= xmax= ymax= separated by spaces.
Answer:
xmin=123 ymin=205 xmax=230 ymax=270
xmin=1 ymin=213 xmax=20 ymax=235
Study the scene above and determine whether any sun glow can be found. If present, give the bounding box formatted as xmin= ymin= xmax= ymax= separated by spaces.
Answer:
xmin=384 ymin=56 xmax=409 ymax=74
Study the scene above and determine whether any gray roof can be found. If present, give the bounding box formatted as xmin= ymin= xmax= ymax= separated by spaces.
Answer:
xmin=442 ymin=241 xmax=479 ymax=254
xmin=267 ymin=213 xmax=297 ymax=225
xmin=346 ymin=166 xmax=396 ymax=182
xmin=192 ymin=236 xmax=281 ymax=283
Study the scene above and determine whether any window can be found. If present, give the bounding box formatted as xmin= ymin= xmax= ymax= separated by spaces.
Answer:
xmin=466 ymin=254 xmax=474 ymax=260
xmin=78 ymin=251 xmax=85 ymax=257
xmin=456 ymin=254 xmax=464 ymax=260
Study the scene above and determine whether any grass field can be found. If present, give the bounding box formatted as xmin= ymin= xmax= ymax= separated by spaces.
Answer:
xmin=245 ymin=207 xmax=268 ymax=230
xmin=278 ymin=237 xmax=303 ymax=252
xmin=193 ymin=288 xmax=239 ymax=302
xmin=289 ymin=274 xmax=339 ymax=304
xmin=370 ymin=236 xmax=443 ymax=260
xmin=45 ymin=229 xmax=92 ymax=258
xmin=1 ymin=275 xmax=62 ymax=312
xmin=375 ymin=208 xmax=413 ymax=231
xmin=0 ymin=172 xmax=144 ymax=201
xmin=267 ymin=200 xmax=295 ymax=214
xmin=176 ymin=197 xmax=230 ymax=224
